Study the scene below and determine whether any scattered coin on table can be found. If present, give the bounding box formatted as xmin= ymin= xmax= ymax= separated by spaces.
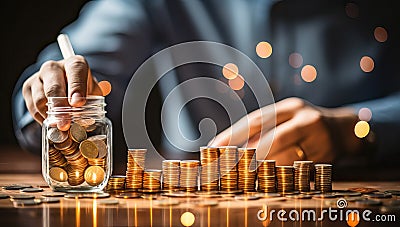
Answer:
xmin=154 ymin=199 xmax=180 ymax=206
xmin=98 ymin=199 xmax=120 ymax=205
xmin=10 ymin=194 xmax=35 ymax=200
xmin=21 ymin=188 xmax=44 ymax=193
xmin=4 ymin=184 xmax=33 ymax=190
xmin=42 ymin=192 xmax=66 ymax=197
xmin=115 ymin=192 xmax=142 ymax=199
xmin=0 ymin=194 xmax=10 ymax=199
xmin=40 ymin=197 xmax=61 ymax=203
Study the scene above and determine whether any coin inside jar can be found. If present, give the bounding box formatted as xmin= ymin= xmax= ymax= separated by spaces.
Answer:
xmin=91 ymin=139 xmax=107 ymax=158
xmin=84 ymin=166 xmax=105 ymax=186
xmin=48 ymin=128 xmax=68 ymax=143
xmin=80 ymin=140 xmax=99 ymax=159
xmin=69 ymin=123 xmax=87 ymax=143
xmin=49 ymin=167 xmax=68 ymax=182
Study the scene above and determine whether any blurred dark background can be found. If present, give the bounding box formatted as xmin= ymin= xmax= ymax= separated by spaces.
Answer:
xmin=1 ymin=0 xmax=88 ymax=147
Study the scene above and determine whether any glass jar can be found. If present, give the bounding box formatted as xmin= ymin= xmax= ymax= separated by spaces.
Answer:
xmin=42 ymin=96 xmax=112 ymax=192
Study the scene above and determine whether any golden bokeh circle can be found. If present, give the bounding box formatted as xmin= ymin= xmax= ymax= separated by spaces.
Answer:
xmin=360 ymin=56 xmax=374 ymax=73
xmin=300 ymin=65 xmax=317 ymax=82
xmin=228 ymin=75 xmax=245 ymax=90
xmin=222 ymin=63 xmax=239 ymax=80
xmin=354 ymin=121 xmax=370 ymax=138
xmin=256 ymin=41 xmax=273 ymax=58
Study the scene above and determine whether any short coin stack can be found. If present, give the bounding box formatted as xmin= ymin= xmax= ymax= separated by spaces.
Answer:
xmin=46 ymin=121 xmax=108 ymax=187
xmin=237 ymin=148 xmax=257 ymax=192
xmin=276 ymin=166 xmax=294 ymax=193
xmin=125 ymin=149 xmax=147 ymax=190
xmin=162 ymin=160 xmax=180 ymax=191
xmin=219 ymin=146 xmax=238 ymax=192
xmin=293 ymin=161 xmax=313 ymax=192
xmin=143 ymin=169 xmax=162 ymax=192
xmin=106 ymin=176 xmax=126 ymax=190
xmin=257 ymin=160 xmax=276 ymax=193
xmin=314 ymin=164 xmax=332 ymax=192
xmin=200 ymin=147 xmax=219 ymax=192
xmin=179 ymin=160 xmax=200 ymax=192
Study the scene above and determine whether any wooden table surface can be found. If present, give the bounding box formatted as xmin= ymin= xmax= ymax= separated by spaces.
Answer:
xmin=0 ymin=145 xmax=399 ymax=226
xmin=1 ymin=174 xmax=399 ymax=227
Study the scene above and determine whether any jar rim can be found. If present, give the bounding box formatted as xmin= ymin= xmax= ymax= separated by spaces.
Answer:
xmin=47 ymin=95 xmax=104 ymax=101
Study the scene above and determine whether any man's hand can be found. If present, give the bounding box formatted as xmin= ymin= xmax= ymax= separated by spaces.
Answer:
xmin=208 ymin=97 xmax=362 ymax=165
xmin=22 ymin=55 xmax=102 ymax=124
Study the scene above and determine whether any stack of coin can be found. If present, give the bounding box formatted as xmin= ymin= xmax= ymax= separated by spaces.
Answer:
xmin=257 ymin=160 xmax=276 ymax=193
xmin=314 ymin=164 xmax=332 ymax=192
xmin=48 ymin=147 xmax=68 ymax=167
xmin=219 ymin=146 xmax=238 ymax=192
xmin=200 ymin=147 xmax=219 ymax=192
xmin=293 ymin=161 xmax=313 ymax=192
xmin=87 ymin=158 xmax=105 ymax=168
xmin=66 ymin=164 xmax=86 ymax=186
xmin=143 ymin=169 xmax=162 ymax=192
xmin=125 ymin=149 xmax=146 ymax=190
xmin=106 ymin=175 xmax=126 ymax=190
xmin=237 ymin=148 xmax=257 ymax=192
xmin=276 ymin=166 xmax=294 ymax=193
xmin=179 ymin=160 xmax=199 ymax=192
xmin=162 ymin=160 xmax=180 ymax=191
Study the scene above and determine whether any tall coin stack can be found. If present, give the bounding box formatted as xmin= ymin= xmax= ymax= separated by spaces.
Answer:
xmin=257 ymin=160 xmax=276 ymax=193
xmin=200 ymin=147 xmax=219 ymax=192
xmin=276 ymin=166 xmax=294 ymax=193
xmin=237 ymin=148 xmax=257 ymax=192
xmin=162 ymin=160 xmax=180 ymax=191
xmin=219 ymin=146 xmax=238 ymax=192
xmin=125 ymin=149 xmax=147 ymax=190
xmin=143 ymin=169 xmax=162 ymax=192
xmin=293 ymin=161 xmax=313 ymax=192
xmin=314 ymin=164 xmax=332 ymax=192
xmin=180 ymin=160 xmax=199 ymax=192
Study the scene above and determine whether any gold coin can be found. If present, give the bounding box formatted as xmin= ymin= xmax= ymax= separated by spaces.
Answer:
xmin=74 ymin=118 xmax=95 ymax=127
xmin=47 ymin=127 xmax=68 ymax=143
xmin=92 ymin=139 xmax=107 ymax=158
xmin=54 ymin=137 xmax=73 ymax=150
xmin=84 ymin=166 xmax=105 ymax=186
xmin=49 ymin=167 xmax=68 ymax=182
xmin=69 ymin=123 xmax=87 ymax=143
xmin=80 ymin=140 xmax=99 ymax=159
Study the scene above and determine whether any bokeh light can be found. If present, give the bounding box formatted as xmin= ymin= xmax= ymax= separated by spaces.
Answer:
xmin=98 ymin=81 xmax=112 ymax=96
xmin=180 ymin=211 xmax=195 ymax=226
xmin=345 ymin=3 xmax=359 ymax=18
xmin=300 ymin=65 xmax=317 ymax=82
xmin=288 ymin=53 xmax=303 ymax=68
xmin=256 ymin=41 xmax=273 ymax=58
xmin=228 ymin=75 xmax=245 ymax=90
xmin=374 ymin=27 xmax=388 ymax=43
xmin=360 ymin=56 xmax=374 ymax=73
xmin=354 ymin=121 xmax=370 ymax=138
xmin=222 ymin=63 xmax=239 ymax=80
xmin=358 ymin=108 xmax=372 ymax=121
